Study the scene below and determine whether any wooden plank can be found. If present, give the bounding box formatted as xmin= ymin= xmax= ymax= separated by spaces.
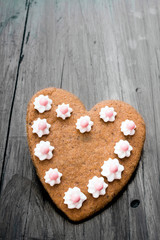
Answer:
xmin=0 ymin=0 xmax=29 ymax=178
xmin=0 ymin=0 xmax=125 ymax=239
xmin=0 ymin=175 xmax=32 ymax=239
xmin=0 ymin=0 xmax=66 ymax=239
xmin=1 ymin=0 xmax=160 ymax=239
xmin=114 ymin=0 xmax=160 ymax=239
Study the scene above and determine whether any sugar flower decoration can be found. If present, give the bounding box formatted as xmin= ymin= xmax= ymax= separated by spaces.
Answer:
xmin=101 ymin=158 xmax=124 ymax=182
xmin=99 ymin=106 xmax=117 ymax=122
xmin=44 ymin=168 xmax=62 ymax=186
xmin=64 ymin=187 xmax=87 ymax=209
xmin=34 ymin=95 xmax=52 ymax=113
xmin=87 ymin=176 xmax=108 ymax=198
xmin=56 ymin=103 xmax=73 ymax=120
xmin=121 ymin=119 xmax=136 ymax=136
xmin=34 ymin=140 xmax=54 ymax=161
xmin=32 ymin=118 xmax=51 ymax=137
xmin=76 ymin=116 xmax=93 ymax=133
xmin=114 ymin=140 xmax=133 ymax=159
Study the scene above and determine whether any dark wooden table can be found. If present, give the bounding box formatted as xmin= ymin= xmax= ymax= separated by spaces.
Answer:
xmin=0 ymin=0 xmax=160 ymax=239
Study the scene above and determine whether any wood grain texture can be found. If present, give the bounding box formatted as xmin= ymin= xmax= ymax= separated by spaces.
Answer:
xmin=0 ymin=0 xmax=29 ymax=182
xmin=0 ymin=0 xmax=160 ymax=239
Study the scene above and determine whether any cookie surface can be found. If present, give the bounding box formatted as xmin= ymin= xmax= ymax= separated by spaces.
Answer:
xmin=26 ymin=88 xmax=145 ymax=222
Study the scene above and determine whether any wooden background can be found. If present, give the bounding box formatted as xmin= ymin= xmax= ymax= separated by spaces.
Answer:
xmin=0 ymin=0 xmax=160 ymax=239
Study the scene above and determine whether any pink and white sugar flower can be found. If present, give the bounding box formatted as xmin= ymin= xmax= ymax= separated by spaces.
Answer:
xmin=64 ymin=187 xmax=87 ymax=209
xmin=99 ymin=106 xmax=117 ymax=122
xmin=101 ymin=158 xmax=124 ymax=182
xmin=34 ymin=140 xmax=54 ymax=161
xmin=121 ymin=119 xmax=136 ymax=136
xmin=44 ymin=168 xmax=62 ymax=186
xmin=87 ymin=176 xmax=108 ymax=198
xmin=114 ymin=140 xmax=133 ymax=159
xmin=34 ymin=95 xmax=52 ymax=113
xmin=56 ymin=103 xmax=73 ymax=120
xmin=76 ymin=116 xmax=93 ymax=133
xmin=32 ymin=118 xmax=51 ymax=137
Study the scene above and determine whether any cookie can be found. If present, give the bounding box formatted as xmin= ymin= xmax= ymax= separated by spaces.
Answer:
xmin=26 ymin=88 xmax=145 ymax=222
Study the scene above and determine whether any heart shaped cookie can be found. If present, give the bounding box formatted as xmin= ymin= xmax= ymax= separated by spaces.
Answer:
xmin=26 ymin=88 xmax=145 ymax=222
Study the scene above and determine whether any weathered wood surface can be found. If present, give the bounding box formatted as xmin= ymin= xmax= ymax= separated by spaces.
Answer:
xmin=0 ymin=0 xmax=28 ymax=179
xmin=0 ymin=0 xmax=160 ymax=239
